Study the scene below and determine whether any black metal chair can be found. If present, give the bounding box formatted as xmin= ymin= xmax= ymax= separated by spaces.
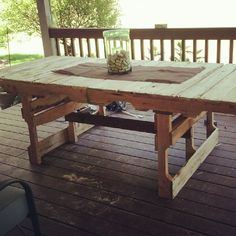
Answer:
xmin=0 ymin=179 xmax=41 ymax=236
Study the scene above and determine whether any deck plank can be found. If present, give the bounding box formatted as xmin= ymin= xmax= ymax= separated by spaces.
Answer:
xmin=0 ymin=105 xmax=236 ymax=235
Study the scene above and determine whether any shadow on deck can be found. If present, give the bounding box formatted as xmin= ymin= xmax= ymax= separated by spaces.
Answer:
xmin=0 ymin=105 xmax=236 ymax=236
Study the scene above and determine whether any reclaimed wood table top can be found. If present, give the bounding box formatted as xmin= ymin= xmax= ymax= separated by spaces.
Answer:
xmin=0 ymin=56 xmax=236 ymax=115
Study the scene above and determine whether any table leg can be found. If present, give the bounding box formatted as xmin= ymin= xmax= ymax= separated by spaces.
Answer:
xmin=206 ymin=112 xmax=216 ymax=137
xmin=21 ymin=96 xmax=41 ymax=164
xmin=155 ymin=111 xmax=218 ymax=199
xmin=155 ymin=113 xmax=173 ymax=198
xmin=21 ymin=95 xmax=91 ymax=164
xmin=98 ymin=105 xmax=106 ymax=116
xmin=67 ymin=122 xmax=78 ymax=143
xmin=184 ymin=127 xmax=196 ymax=161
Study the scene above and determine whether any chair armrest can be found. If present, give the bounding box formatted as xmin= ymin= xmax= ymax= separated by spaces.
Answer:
xmin=0 ymin=179 xmax=37 ymax=217
xmin=0 ymin=179 xmax=33 ymax=194
xmin=0 ymin=179 xmax=41 ymax=235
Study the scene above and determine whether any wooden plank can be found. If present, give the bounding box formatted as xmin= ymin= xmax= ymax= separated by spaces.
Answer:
xmin=0 ymin=135 xmax=28 ymax=149
xmin=131 ymin=39 xmax=135 ymax=59
xmin=181 ymin=40 xmax=186 ymax=61
xmin=0 ymin=122 xmax=52 ymax=140
xmin=172 ymin=128 xmax=219 ymax=198
xmin=217 ymin=39 xmax=221 ymax=63
xmin=229 ymin=39 xmax=233 ymax=63
xmin=33 ymin=101 xmax=80 ymax=126
xmin=201 ymin=67 xmax=236 ymax=102
xmin=166 ymin=63 xmax=222 ymax=97
xmin=21 ymin=96 xmax=41 ymax=164
xmin=67 ymin=122 xmax=78 ymax=143
xmin=204 ymin=39 xmax=208 ymax=62
xmin=76 ymin=123 xmax=93 ymax=136
xmin=0 ymin=129 xmax=30 ymax=143
xmin=30 ymin=95 xmax=68 ymax=113
xmin=79 ymin=38 xmax=84 ymax=57
xmin=55 ymin=38 xmax=61 ymax=56
xmin=0 ymin=115 xmax=63 ymax=134
xmin=0 ymin=56 xmax=77 ymax=82
xmin=184 ymin=127 xmax=196 ymax=160
xmin=71 ymin=38 xmax=76 ymax=56
xmin=85 ymin=81 xmax=236 ymax=116
xmin=193 ymin=39 xmax=197 ymax=62
xmin=160 ymin=39 xmax=164 ymax=60
xmin=150 ymin=39 xmax=154 ymax=60
xmin=0 ymin=80 xmax=88 ymax=104
xmin=171 ymin=112 xmax=206 ymax=145
xmin=63 ymin=38 xmax=69 ymax=56
xmin=0 ymin=56 xmax=61 ymax=77
xmin=65 ymin=112 xmax=155 ymax=133
xmin=170 ymin=39 xmax=175 ymax=61
xmin=140 ymin=39 xmax=144 ymax=60
xmin=49 ymin=27 xmax=236 ymax=40
xmin=156 ymin=113 xmax=173 ymax=198
xmin=95 ymin=38 xmax=100 ymax=58
xmin=87 ymin=38 xmax=91 ymax=57
xmin=22 ymin=216 xmax=93 ymax=236
xmin=38 ymin=128 xmax=69 ymax=156
xmin=179 ymin=64 xmax=236 ymax=98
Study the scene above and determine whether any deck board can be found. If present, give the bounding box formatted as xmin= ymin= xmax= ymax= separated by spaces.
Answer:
xmin=1 ymin=105 xmax=236 ymax=235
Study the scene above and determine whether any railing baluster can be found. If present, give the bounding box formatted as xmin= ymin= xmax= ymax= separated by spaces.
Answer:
xmin=160 ymin=39 xmax=164 ymax=61
xmin=95 ymin=38 xmax=100 ymax=58
xmin=181 ymin=39 xmax=186 ymax=61
xmin=171 ymin=39 xmax=175 ymax=61
xmin=193 ymin=39 xmax=197 ymax=62
xmin=131 ymin=39 xmax=135 ymax=59
xmin=140 ymin=39 xmax=144 ymax=60
xmin=205 ymin=39 xmax=208 ymax=62
xmin=79 ymin=38 xmax=84 ymax=57
xmin=229 ymin=39 xmax=233 ymax=63
xmin=87 ymin=38 xmax=91 ymax=57
xmin=103 ymin=39 xmax=107 ymax=58
xmin=70 ymin=38 xmax=76 ymax=56
xmin=150 ymin=39 xmax=154 ymax=60
xmin=63 ymin=38 xmax=68 ymax=56
xmin=55 ymin=38 xmax=60 ymax=56
xmin=217 ymin=39 xmax=221 ymax=63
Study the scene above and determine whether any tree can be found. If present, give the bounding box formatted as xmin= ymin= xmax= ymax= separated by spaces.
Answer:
xmin=0 ymin=0 xmax=120 ymax=36
xmin=0 ymin=0 xmax=40 ymax=35
xmin=0 ymin=28 xmax=7 ymax=48
xmin=51 ymin=0 xmax=120 ymax=28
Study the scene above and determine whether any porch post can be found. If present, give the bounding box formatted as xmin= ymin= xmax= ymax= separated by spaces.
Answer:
xmin=36 ymin=0 xmax=56 ymax=56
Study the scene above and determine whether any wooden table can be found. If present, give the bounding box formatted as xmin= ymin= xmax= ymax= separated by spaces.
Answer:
xmin=1 ymin=56 xmax=236 ymax=199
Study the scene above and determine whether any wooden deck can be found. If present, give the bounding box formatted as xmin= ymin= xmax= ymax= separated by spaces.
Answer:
xmin=1 ymin=104 xmax=236 ymax=236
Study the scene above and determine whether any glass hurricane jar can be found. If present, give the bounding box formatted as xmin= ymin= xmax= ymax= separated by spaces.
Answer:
xmin=103 ymin=29 xmax=132 ymax=74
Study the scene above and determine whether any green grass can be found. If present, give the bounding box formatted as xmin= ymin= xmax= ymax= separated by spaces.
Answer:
xmin=0 ymin=53 xmax=43 ymax=65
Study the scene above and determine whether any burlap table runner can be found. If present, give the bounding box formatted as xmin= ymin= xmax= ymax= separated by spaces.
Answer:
xmin=54 ymin=63 xmax=204 ymax=84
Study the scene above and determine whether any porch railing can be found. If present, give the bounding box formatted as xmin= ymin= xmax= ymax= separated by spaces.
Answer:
xmin=49 ymin=27 xmax=236 ymax=63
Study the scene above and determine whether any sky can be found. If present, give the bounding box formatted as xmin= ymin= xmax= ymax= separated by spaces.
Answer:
xmin=119 ymin=0 xmax=236 ymax=28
